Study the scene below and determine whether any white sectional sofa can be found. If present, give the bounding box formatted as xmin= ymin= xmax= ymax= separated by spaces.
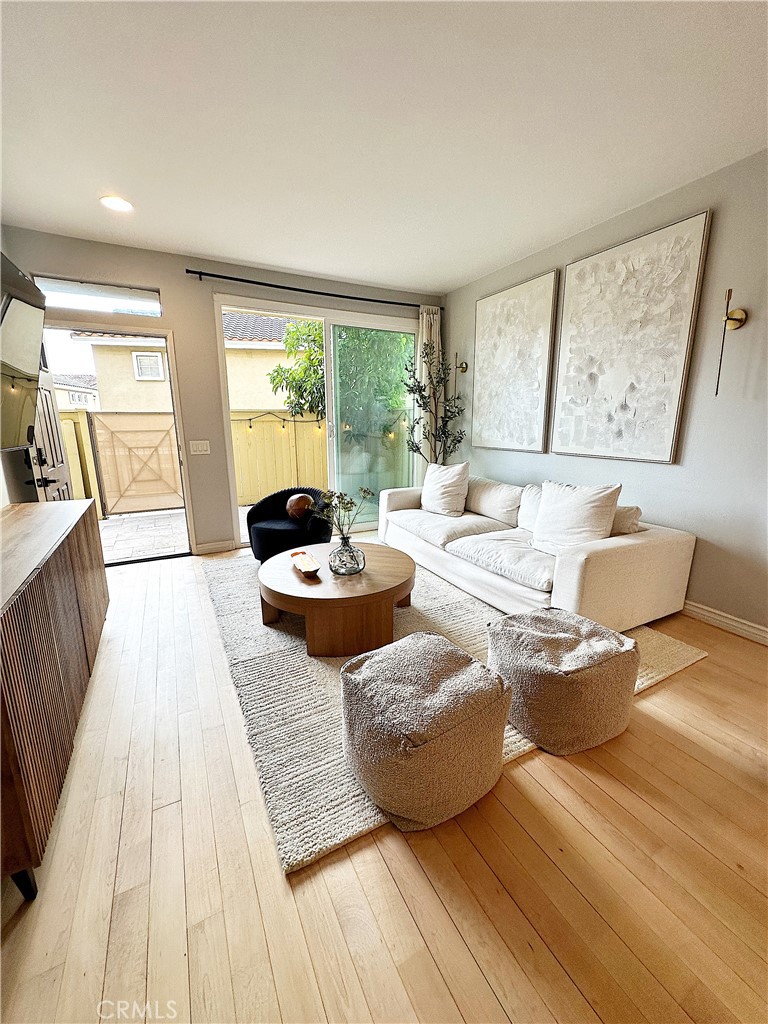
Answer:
xmin=378 ymin=477 xmax=696 ymax=632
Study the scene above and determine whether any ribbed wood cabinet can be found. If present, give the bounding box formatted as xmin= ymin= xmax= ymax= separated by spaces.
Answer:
xmin=1 ymin=500 xmax=108 ymax=898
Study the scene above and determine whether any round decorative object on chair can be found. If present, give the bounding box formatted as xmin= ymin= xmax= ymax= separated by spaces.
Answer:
xmin=487 ymin=608 xmax=639 ymax=755
xmin=286 ymin=493 xmax=313 ymax=520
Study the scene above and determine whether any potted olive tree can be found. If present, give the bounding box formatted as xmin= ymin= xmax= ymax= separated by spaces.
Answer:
xmin=402 ymin=340 xmax=466 ymax=465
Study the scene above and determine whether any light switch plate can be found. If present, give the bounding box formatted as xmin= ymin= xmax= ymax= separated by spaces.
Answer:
xmin=189 ymin=440 xmax=211 ymax=455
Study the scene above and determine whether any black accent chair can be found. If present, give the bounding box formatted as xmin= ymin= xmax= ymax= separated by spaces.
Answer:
xmin=246 ymin=486 xmax=332 ymax=563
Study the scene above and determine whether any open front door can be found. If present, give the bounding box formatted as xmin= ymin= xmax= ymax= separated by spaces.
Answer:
xmin=0 ymin=343 xmax=74 ymax=504
xmin=32 ymin=360 xmax=73 ymax=501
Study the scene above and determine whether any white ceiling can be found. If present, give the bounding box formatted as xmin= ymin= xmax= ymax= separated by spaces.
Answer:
xmin=2 ymin=2 xmax=766 ymax=294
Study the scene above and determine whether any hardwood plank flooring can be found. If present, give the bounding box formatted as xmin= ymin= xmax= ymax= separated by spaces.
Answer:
xmin=2 ymin=554 xmax=766 ymax=1024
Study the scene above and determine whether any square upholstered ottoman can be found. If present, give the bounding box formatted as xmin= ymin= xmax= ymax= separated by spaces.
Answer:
xmin=341 ymin=631 xmax=511 ymax=830
xmin=487 ymin=608 xmax=639 ymax=755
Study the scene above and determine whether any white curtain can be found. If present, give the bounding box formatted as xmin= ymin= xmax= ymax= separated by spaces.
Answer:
xmin=415 ymin=305 xmax=441 ymax=475
xmin=418 ymin=304 xmax=441 ymax=354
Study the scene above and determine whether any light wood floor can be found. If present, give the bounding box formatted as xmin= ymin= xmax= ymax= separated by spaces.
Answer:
xmin=2 ymin=553 xmax=766 ymax=1024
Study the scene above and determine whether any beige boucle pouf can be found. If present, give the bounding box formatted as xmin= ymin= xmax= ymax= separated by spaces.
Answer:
xmin=487 ymin=609 xmax=639 ymax=755
xmin=341 ymin=631 xmax=512 ymax=831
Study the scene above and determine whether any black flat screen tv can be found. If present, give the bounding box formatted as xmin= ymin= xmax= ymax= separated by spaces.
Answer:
xmin=1 ymin=253 xmax=45 ymax=451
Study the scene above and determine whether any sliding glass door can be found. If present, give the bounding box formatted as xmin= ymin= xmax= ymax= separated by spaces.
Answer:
xmin=215 ymin=295 xmax=417 ymax=540
xmin=328 ymin=319 xmax=416 ymax=525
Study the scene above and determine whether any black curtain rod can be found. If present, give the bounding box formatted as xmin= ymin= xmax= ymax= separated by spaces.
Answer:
xmin=185 ymin=268 xmax=442 ymax=310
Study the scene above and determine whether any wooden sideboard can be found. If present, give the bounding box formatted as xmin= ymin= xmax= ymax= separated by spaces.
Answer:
xmin=1 ymin=499 xmax=108 ymax=898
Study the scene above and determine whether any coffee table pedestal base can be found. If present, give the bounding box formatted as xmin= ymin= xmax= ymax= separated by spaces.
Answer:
xmin=260 ymin=595 xmax=280 ymax=625
xmin=260 ymin=592 xmax=411 ymax=657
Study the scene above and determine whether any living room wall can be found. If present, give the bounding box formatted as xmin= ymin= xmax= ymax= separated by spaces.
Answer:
xmin=444 ymin=150 xmax=767 ymax=629
xmin=0 ymin=227 xmax=438 ymax=551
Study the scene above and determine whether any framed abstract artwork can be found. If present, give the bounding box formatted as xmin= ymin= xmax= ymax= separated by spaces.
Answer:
xmin=472 ymin=269 xmax=557 ymax=452
xmin=551 ymin=211 xmax=710 ymax=463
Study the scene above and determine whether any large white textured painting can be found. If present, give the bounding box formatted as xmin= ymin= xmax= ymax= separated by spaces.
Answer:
xmin=552 ymin=212 xmax=709 ymax=463
xmin=472 ymin=270 xmax=557 ymax=452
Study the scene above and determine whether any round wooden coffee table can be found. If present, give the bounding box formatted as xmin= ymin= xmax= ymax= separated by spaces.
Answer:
xmin=257 ymin=542 xmax=416 ymax=657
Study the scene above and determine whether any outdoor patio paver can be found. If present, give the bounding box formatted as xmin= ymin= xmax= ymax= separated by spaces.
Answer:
xmin=98 ymin=505 xmax=256 ymax=563
xmin=98 ymin=508 xmax=190 ymax=563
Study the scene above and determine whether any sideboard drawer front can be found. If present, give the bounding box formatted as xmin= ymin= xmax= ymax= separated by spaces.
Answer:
xmin=1 ymin=571 xmax=74 ymax=861
xmin=68 ymin=502 xmax=109 ymax=671
xmin=49 ymin=537 xmax=91 ymax=725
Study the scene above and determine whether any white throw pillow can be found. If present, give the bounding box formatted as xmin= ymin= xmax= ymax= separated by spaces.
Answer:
xmin=421 ymin=462 xmax=470 ymax=517
xmin=532 ymin=481 xmax=622 ymax=555
xmin=465 ymin=477 xmax=524 ymax=526
xmin=517 ymin=484 xmax=542 ymax=532
xmin=611 ymin=505 xmax=643 ymax=536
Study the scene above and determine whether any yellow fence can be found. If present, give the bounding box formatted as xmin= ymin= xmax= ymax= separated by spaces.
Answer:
xmin=59 ymin=410 xmax=103 ymax=517
xmin=59 ymin=408 xmax=329 ymax=517
xmin=230 ymin=411 xmax=328 ymax=505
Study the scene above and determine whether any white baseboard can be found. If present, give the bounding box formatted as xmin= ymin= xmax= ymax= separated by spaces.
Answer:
xmin=683 ymin=601 xmax=768 ymax=646
xmin=193 ymin=540 xmax=237 ymax=555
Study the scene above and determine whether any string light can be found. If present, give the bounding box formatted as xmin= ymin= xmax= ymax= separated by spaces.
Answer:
xmin=231 ymin=412 xmax=411 ymax=441
xmin=233 ymin=412 xmax=321 ymax=430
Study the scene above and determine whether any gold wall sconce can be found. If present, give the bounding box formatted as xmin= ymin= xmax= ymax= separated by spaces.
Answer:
xmin=715 ymin=288 xmax=748 ymax=396
xmin=453 ymin=354 xmax=468 ymax=375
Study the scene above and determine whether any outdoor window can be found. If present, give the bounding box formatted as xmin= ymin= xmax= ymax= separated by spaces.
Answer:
xmin=132 ymin=351 xmax=165 ymax=381
xmin=35 ymin=277 xmax=162 ymax=317
xmin=68 ymin=391 xmax=90 ymax=406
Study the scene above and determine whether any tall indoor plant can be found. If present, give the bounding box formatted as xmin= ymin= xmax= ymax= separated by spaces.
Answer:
xmin=402 ymin=340 xmax=466 ymax=465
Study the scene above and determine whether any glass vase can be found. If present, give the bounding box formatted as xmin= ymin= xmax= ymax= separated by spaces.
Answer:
xmin=328 ymin=535 xmax=366 ymax=576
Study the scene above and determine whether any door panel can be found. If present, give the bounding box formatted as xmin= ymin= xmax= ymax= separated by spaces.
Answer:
xmin=33 ymin=367 xmax=73 ymax=501
xmin=329 ymin=323 xmax=415 ymax=524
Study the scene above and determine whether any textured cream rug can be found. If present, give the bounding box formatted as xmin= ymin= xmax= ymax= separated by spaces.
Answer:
xmin=203 ymin=550 xmax=706 ymax=872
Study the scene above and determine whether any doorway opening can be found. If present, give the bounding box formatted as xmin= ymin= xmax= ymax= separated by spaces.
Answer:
xmin=217 ymin=298 xmax=416 ymax=546
xmin=43 ymin=326 xmax=191 ymax=564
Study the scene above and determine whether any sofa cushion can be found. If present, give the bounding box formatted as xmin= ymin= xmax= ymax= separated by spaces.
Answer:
xmin=612 ymin=505 xmax=643 ymax=536
xmin=465 ymin=477 xmax=524 ymax=527
xmin=421 ymin=462 xmax=469 ymax=517
xmin=532 ymin=481 xmax=621 ymax=555
xmin=388 ymin=508 xmax=509 ymax=548
xmin=446 ymin=528 xmax=555 ymax=592
xmin=517 ymin=484 xmax=542 ymax=532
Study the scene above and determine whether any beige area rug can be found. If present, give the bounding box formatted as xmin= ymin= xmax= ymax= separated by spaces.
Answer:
xmin=203 ymin=550 xmax=706 ymax=873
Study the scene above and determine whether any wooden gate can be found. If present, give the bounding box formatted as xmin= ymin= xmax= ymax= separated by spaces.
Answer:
xmin=90 ymin=412 xmax=184 ymax=515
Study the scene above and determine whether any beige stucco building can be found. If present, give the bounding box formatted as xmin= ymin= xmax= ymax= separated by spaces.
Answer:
xmin=52 ymin=374 xmax=99 ymax=411
xmin=90 ymin=338 xmax=292 ymax=413
xmin=91 ymin=340 xmax=173 ymax=412
xmin=223 ymin=345 xmax=292 ymax=411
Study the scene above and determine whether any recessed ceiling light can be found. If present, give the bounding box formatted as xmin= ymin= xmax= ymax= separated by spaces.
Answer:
xmin=99 ymin=195 xmax=133 ymax=212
